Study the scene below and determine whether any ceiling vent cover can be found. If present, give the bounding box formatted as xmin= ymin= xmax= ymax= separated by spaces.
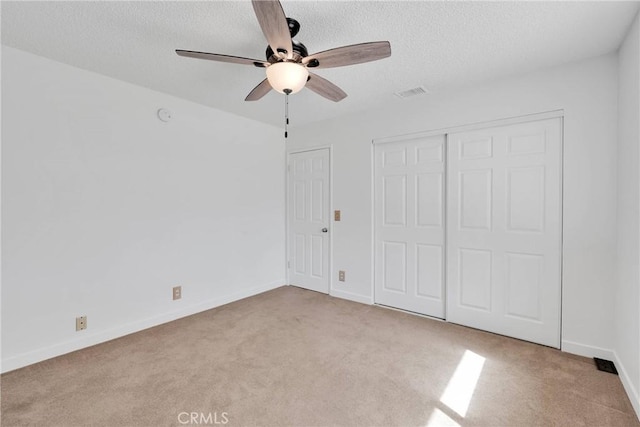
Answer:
xmin=395 ymin=86 xmax=429 ymax=99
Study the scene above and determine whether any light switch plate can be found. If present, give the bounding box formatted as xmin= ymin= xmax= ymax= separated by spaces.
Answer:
xmin=334 ymin=210 xmax=341 ymax=221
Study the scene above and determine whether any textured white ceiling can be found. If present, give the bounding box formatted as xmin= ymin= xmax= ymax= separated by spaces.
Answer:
xmin=2 ymin=1 xmax=639 ymax=127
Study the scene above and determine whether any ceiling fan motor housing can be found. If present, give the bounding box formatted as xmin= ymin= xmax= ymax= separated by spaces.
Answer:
xmin=265 ymin=39 xmax=308 ymax=62
xmin=286 ymin=17 xmax=300 ymax=37
xmin=265 ymin=17 xmax=315 ymax=64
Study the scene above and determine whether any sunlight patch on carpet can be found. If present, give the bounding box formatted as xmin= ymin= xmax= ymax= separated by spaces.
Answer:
xmin=440 ymin=350 xmax=486 ymax=417
xmin=425 ymin=408 xmax=461 ymax=427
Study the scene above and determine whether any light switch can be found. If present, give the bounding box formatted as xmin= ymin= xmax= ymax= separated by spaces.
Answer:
xmin=334 ymin=210 xmax=341 ymax=221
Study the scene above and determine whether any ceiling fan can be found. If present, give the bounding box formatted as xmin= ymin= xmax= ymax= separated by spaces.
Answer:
xmin=176 ymin=0 xmax=391 ymax=102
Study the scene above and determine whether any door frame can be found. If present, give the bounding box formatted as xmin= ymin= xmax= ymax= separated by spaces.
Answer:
xmin=371 ymin=110 xmax=564 ymax=342
xmin=372 ymin=110 xmax=564 ymax=145
xmin=285 ymin=146 xmax=333 ymax=294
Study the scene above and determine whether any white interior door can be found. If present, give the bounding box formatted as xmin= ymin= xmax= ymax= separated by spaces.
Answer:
xmin=446 ymin=118 xmax=562 ymax=348
xmin=374 ymin=135 xmax=446 ymax=318
xmin=288 ymin=149 xmax=330 ymax=293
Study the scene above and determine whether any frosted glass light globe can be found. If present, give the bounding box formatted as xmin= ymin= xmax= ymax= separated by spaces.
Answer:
xmin=266 ymin=62 xmax=309 ymax=94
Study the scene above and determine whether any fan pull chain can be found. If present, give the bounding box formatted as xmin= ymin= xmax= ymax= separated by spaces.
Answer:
xmin=284 ymin=89 xmax=291 ymax=138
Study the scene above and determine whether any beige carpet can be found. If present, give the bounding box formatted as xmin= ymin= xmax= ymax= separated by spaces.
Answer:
xmin=1 ymin=286 xmax=638 ymax=426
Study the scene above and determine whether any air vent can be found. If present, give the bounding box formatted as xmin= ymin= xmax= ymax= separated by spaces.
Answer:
xmin=394 ymin=86 xmax=429 ymax=99
xmin=594 ymin=357 xmax=618 ymax=375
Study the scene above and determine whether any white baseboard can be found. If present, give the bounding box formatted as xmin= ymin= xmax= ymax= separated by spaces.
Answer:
xmin=330 ymin=288 xmax=373 ymax=305
xmin=614 ymin=351 xmax=640 ymax=421
xmin=561 ymin=341 xmax=639 ymax=422
xmin=1 ymin=281 xmax=284 ymax=373
xmin=561 ymin=340 xmax=615 ymax=360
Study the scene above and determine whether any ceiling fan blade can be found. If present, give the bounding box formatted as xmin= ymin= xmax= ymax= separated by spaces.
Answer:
xmin=245 ymin=78 xmax=272 ymax=101
xmin=176 ymin=50 xmax=268 ymax=68
xmin=303 ymin=41 xmax=391 ymax=69
xmin=251 ymin=0 xmax=293 ymax=59
xmin=306 ymin=73 xmax=347 ymax=102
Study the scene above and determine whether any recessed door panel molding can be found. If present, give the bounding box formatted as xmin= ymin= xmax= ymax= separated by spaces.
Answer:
xmin=294 ymin=181 xmax=306 ymax=221
xmin=459 ymin=248 xmax=492 ymax=311
xmin=416 ymin=173 xmax=443 ymax=227
xmin=447 ymin=117 xmax=562 ymax=348
xmin=383 ymin=148 xmax=407 ymax=168
xmin=288 ymin=148 xmax=330 ymax=294
xmin=382 ymin=241 xmax=407 ymax=293
xmin=416 ymin=142 xmax=443 ymax=164
xmin=294 ymin=234 xmax=306 ymax=275
xmin=311 ymin=179 xmax=325 ymax=222
xmin=312 ymin=156 xmax=325 ymax=173
xmin=310 ymin=235 xmax=324 ymax=278
xmin=460 ymin=137 xmax=493 ymax=160
xmin=374 ymin=135 xmax=446 ymax=318
xmin=505 ymin=252 xmax=543 ymax=321
xmin=459 ymin=169 xmax=492 ymax=230
xmin=507 ymin=166 xmax=545 ymax=233
xmin=507 ymin=131 xmax=546 ymax=156
xmin=383 ymin=175 xmax=407 ymax=226
xmin=416 ymin=244 xmax=443 ymax=299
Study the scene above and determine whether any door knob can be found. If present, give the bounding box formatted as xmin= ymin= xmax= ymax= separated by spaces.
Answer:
xmin=322 ymin=228 xmax=328 ymax=233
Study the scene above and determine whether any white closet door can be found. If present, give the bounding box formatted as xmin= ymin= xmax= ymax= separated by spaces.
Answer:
xmin=374 ymin=135 xmax=446 ymax=318
xmin=446 ymin=118 xmax=562 ymax=348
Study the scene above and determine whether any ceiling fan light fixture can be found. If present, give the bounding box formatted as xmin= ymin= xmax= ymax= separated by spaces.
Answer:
xmin=266 ymin=62 xmax=309 ymax=94
xmin=177 ymin=0 xmax=391 ymax=103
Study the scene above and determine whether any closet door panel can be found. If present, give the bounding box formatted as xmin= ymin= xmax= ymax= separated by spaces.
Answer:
xmin=447 ymin=118 xmax=562 ymax=348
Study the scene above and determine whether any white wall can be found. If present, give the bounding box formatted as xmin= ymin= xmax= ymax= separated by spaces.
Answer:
xmin=289 ymin=54 xmax=619 ymax=358
xmin=1 ymin=47 xmax=286 ymax=372
xmin=616 ymin=11 xmax=640 ymax=417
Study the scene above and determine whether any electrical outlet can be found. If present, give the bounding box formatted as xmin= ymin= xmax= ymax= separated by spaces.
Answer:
xmin=338 ymin=270 xmax=346 ymax=282
xmin=173 ymin=285 xmax=182 ymax=300
xmin=76 ymin=316 xmax=87 ymax=331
